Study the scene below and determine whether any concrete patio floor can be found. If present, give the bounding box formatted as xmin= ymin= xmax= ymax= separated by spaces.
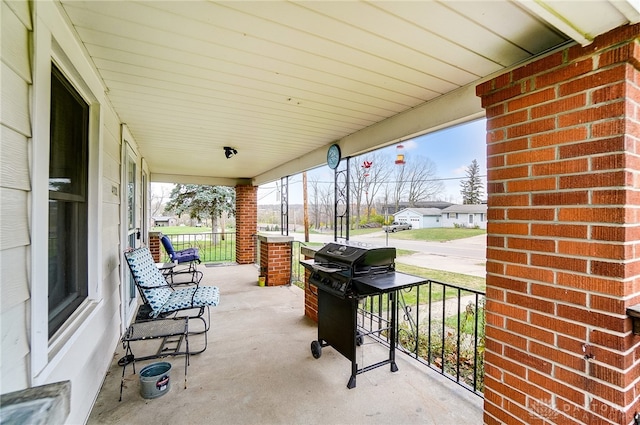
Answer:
xmin=88 ymin=263 xmax=483 ymax=425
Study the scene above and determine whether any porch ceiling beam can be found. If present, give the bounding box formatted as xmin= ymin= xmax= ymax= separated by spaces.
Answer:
xmin=150 ymin=173 xmax=251 ymax=187
xmin=252 ymin=83 xmax=483 ymax=186
xmin=515 ymin=0 xmax=594 ymax=46
xmin=611 ymin=0 xmax=640 ymax=23
xmin=515 ymin=0 xmax=640 ymax=46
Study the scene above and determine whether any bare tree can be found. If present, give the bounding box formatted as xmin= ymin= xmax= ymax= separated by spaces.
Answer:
xmin=349 ymin=158 xmax=369 ymax=228
xmin=308 ymin=174 xmax=321 ymax=229
xmin=318 ymin=180 xmax=334 ymax=230
xmin=392 ymin=162 xmax=408 ymax=214
xmin=151 ymin=184 xmax=171 ymax=217
xmin=361 ymin=151 xmax=392 ymax=221
xmin=405 ymin=156 xmax=445 ymax=205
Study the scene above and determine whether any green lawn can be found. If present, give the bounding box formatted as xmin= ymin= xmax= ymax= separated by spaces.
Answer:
xmin=153 ymin=226 xmax=239 ymax=235
xmin=384 ymin=227 xmax=485 ymax=242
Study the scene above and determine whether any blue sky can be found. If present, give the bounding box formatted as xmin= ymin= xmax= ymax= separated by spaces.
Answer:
xmin=258 ymin=118 xmax=487 ymax=205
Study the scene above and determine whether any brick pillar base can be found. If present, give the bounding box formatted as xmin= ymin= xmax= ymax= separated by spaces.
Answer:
xmin=301 ymin=245 xmax=319 ymax=322
xmin=149 ymin=231 xmax=162 ymax=262
xmin=257 ymin=234 xmax=293 ymax=286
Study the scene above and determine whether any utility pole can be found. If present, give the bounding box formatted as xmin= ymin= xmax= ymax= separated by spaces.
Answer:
xmin=303 ymin=171 xmax=309 ymax=242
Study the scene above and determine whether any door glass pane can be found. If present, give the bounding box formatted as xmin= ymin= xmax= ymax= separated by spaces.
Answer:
xmin=127 ymin=157 xmax=136 ymax=230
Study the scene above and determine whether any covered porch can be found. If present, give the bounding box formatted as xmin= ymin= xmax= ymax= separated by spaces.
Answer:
xmin=89 ymin=263 xmax=483 ymax=424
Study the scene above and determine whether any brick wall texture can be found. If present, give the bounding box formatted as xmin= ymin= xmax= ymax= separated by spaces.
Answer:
xmin=259 ymin=240 xmax=291 ymax=286
xmin=235 ymin=185 xmax=257 ymax=264
xmin=149 ymin=233 xmax=161 ymax=262
xmin=477 ymin=24 xmax=640 ymax=424
xmin=303 ymin=254 xmax=318 ymax=322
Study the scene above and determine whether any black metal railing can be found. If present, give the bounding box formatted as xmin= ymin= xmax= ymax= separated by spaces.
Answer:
xmin=160 ymin=232 xmax=236 ymax=263
xmin=290 ymin=241 xmax=307 ymax=287
xmin=358 ymin=281 xmax=486 ymax=396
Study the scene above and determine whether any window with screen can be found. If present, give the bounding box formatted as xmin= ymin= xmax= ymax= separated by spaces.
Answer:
xmin=48 ymin=64 xmax=89 ymax=338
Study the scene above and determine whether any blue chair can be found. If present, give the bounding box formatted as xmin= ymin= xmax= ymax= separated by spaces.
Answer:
xmin=124 ymin=247 xmax=220 ymax=353
xmin=160 ymin=234 xmax=201 ymax=285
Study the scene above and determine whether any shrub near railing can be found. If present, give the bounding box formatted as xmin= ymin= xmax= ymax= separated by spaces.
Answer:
xmin=160 ymin=232 xmax=236 ymax=263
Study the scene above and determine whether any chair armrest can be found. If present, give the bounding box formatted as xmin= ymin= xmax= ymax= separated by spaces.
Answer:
xmin=137 ymin=281 xmax=174 ymax=291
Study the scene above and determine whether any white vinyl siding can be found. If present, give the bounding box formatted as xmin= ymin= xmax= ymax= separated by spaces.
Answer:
xmin=0 ymin=0 xmax=33 ymax=392
xmin=0 ymin=1 xmax=128 ymax=423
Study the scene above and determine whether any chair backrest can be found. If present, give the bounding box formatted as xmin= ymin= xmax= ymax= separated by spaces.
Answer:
xmin=124 ymin=247 xmax=171 ymax=315
xmin=160 ymin=235 xmax=176 ymax=260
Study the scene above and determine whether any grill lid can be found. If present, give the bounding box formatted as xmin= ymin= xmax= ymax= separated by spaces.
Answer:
xmin=313 ymin=242 xmax=396 ymax=272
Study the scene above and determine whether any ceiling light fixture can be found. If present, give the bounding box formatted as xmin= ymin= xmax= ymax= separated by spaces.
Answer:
xmin=224 ymin=146 xmax=238 ymax=159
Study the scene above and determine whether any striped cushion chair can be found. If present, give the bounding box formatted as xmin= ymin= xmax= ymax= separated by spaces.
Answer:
xmin=124 ymin=247 xmax=219 ymax=344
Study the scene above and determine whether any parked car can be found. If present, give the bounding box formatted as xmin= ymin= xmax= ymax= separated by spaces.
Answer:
xmin=383 ymin=222 xmax=412 ymax=232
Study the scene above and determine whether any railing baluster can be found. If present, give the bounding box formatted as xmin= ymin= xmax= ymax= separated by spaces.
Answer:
xmin=427 ymin=281 xmax=432 ymax=367
xmin=473 ymin=292 xmax=479 ymax=393
xmin=440 ymin=283 xmax=446 ymax=374
xmin=456 ymin=288 xmax=461 ymax=384
xmin=160 ymin=231 xmax=237 ymax=263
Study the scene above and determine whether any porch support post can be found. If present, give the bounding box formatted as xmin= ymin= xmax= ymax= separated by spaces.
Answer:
xmin=235 ymin=184 xmax=257 ymax=264
xmin=477 ymin=24 xmax=640 ymax=424
xmin=301 ymin=245 xmax=319 ymax=322
xmin=257 ymin=234 xmax=293 ymax=286
xmin=149 ymin=231 xmax=162 ymax=262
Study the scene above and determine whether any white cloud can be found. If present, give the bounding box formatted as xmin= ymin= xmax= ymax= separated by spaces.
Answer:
xmin=452 ymin=165 xmax=468 ymax=176
xmin=400 ymin=139 xmax=419 ymax=150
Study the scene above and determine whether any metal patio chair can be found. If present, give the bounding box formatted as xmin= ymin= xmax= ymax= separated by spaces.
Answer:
xmin=124 ymin=247 xmax=219 ymax=352
xmin=160 ymin=234 xmax=202 ymax=285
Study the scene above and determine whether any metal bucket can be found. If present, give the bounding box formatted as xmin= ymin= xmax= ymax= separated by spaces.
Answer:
xmin=139 ymin=362 xmax=172 ymax=399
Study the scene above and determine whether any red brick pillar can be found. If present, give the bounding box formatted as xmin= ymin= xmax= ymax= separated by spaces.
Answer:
xmin=301 ymin=245 xmax=319 ymax=322
xmin=477 ymin=24 xmax=640 ymax=425
xmin=235 ymin=184 xmax=257 ymax=264
xmin=257 ymin=234 xmax=292 ymax=286
xmin=149 ymin=231 xmax=162 ymax=262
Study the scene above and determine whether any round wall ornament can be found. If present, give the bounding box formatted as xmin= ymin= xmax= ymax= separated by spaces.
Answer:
xmin=327 ymin=144 xmax=341 ymax=169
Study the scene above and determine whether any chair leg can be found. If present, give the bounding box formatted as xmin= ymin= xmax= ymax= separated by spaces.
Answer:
xmin=185 ymin=308 xmax=209 ymax=355
xmin=187 ymin=306 xmax=210 ymax=333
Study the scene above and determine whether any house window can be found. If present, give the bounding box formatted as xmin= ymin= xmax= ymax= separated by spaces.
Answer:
xmin=48 ymin=64 xmax=89 ymax=338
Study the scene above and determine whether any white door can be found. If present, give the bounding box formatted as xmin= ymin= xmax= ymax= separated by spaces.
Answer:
xmin=121 ymin=139 xmax=139 ymax=328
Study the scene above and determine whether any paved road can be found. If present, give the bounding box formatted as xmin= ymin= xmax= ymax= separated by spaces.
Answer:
xmin=288 ymin=230 xmax=487 ymax=278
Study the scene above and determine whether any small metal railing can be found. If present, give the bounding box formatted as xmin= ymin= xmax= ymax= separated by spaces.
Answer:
xmin=358 ymin=281 xmax=486 ymax=396
xmin=160 ymin=232 xmax=236 ymax=263
xmin=290 ymin=241 xmax=307 ymax=287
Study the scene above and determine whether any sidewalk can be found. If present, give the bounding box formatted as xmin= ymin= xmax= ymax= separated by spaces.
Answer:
xmin=395 ymin=252 xmax=486 ymax=277
xmin=394 ymin=234 xmax=486 ymax=278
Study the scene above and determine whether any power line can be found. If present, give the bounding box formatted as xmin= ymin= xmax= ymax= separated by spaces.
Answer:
xmin=280 ymin=175 xmax=487 ymax=185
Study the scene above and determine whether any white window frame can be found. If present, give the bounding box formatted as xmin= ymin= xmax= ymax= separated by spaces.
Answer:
xmin=30 ymin=4 xmax=104 ymax=381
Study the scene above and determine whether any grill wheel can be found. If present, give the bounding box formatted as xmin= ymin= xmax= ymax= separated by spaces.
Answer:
xmin=311 ymin=340 xmax=322 ymax=359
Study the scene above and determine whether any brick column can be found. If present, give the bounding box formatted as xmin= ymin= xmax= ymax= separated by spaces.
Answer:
xmin=301 ymin=245 xmax=319 ymax=322
xmin=477 ymin=25 xmax=640 ymax=425
xmin=257 ymin=234 xmax=292 ymax=286
xmin=149 ymin=231 xmax=162 ymax=262
xmin=235 ymin=184 xmax=257 ymax=264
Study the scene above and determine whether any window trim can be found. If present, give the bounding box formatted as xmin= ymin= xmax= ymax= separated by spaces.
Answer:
xmin=31 ymin=20 xmax=103 ymax=380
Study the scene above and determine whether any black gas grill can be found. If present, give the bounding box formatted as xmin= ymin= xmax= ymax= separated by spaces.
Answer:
xmin=306 ymin=243 xmax=396 ymax=298
xmin=301 ymin=242 xmax=426 ymax=388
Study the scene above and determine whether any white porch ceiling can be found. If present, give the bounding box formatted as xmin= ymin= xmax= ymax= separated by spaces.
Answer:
xmin=58 ymin=0 xmax=640 ymax=186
